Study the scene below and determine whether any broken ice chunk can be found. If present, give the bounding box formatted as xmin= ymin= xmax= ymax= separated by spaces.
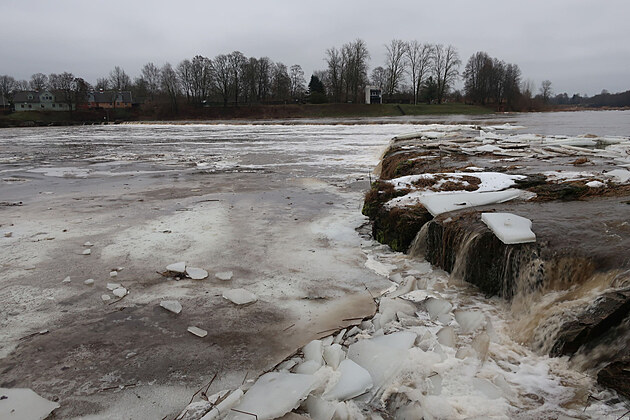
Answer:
xmin=112 ymin=287 xmax=127 ymax=298
xmin=187 ymin=326 xmax=208 ymax=338
xmin=586 ymin=180 xmax=605 ymax=188
xmin=306 ymin=396 xmax=336 ymax=420
xmin=419 ymin=189 xmax=523 ymax=216
xmin=303 ymin=340 xmax=324 ymax=365
xmin=424 ymin=297 xmax=452 ymax=320
xmin=223 ymin=289 xmax=257 ymax=305
xmin=200 ymin=389 xmax=244 ymax=420
xmin=101 ymin=294 xmax=111 ymax=302
xmin=4 ymin=231 xmax=13 ymax=238
xmin=84 ymin=278 xmax=94 ymax=285
xmin=166 ymin=261 xmax=186 ymax=273
xmin=225 ymin=372 xmax=317 ymax=420
xmin=109 ymin=271 xmax=118 ymax=278
xmin=62 ymin=276 xmax=71 ymax=283
xmin=472 ymin=377 xmax=502 ymax=399
xmin=369 ymin=331 xmax=417 ymax=350
xmin=186 ymin=267 xmax=208 ymax=280
xmin=215 ymin=271 xmax=234 ymax=281
xmin=0 ymin=387 xmax=60 ymax=420
xmin=454 ymin=310 xmax=486 ymax=334
xmin=347 ymin=338 xmax=408 ymax=390
xmin=82 ymin=249 xmax=91 ymax=255
xmin=83 ymin=241 xmax=93 ymax=247
xmin=323 ymin=359 xmax=372 ymax=401
xmin=481 ymin=212 xmax=536 ymax=244
xmin=295 ymin=360 xmax=321 ymax=374
xmin=107 ymin=282 xmax=121 ymax=290
xmin=472 ymin=332 xmax=490 ymax=361
xmin=160 ymin=300 xmax=182 ymax=314
xmin=606 ymin=168 xmax=630 ymax=183
xmin=323 ymin=343 xmax=345 ymax=369
xmin=436 ymin=326 xmax=456 ymax=348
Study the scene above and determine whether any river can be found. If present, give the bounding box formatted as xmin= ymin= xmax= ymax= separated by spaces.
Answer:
xmin=0 ymin=110 xmax=628 ymax=418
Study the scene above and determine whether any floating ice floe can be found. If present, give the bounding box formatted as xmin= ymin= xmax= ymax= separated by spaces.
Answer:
xmin=481 ymin=212 xmax=536 ymax=244
xmin=83 ymin=241 xmax=93 ymax=247
xmin=225 ymin=372 xmax=317 ymax=420
xmin=186 ymin=267 xmax=208 ymax=280
xmin=62 ymin=276 xmax=71 ymax=283
xmin=223 ymin=289 xmax=258 ymax=305
xmin=107 ymin=282 xmax=121 ymax=290
xmin=160 ymin=300 xmax=182 ymax=314
xmin=166 ymin=261 xmax=186 ymax=273
xmin=215 ymin=271 xmax=234 ymax=281
xmin=84 ymin=278 xmax=94 ymax=285
xmin=606 ymin=168 xmax=630 ymax=183
xmin=82 ymin=249 xmax=91 ymax=255
xmin=112 ymin=287 xmax=127 ymax=298
xmin=109 ymin=270 xmax=118 ymax=277
xmin=101 ymin=294 xmax=111 ymax=302
xmin=4 ymin=231 xmax=13 ymax=238
xmin=0 ymin=387 xmax=59 ymax=420
xmin=187 ymin=326 xmax=208 ymax=338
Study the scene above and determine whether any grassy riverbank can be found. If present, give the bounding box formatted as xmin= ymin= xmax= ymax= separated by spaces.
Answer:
xmin=0 ymin=103 xmax=493 ymax=127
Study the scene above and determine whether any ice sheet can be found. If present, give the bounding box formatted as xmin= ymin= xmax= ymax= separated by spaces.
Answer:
xmin=481 ymin=213 xmax=536 ymax=244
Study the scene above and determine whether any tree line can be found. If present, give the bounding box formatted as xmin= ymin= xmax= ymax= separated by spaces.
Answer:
xmin=2 ymin=39 xmax=624 ymax=113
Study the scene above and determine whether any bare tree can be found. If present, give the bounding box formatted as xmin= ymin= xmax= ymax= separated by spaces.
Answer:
xmin=228 ymin=51 xmax=246 ymax=105
xmin=95 ymin=77 xmax=110 ymax=91
xmin=15 ymin=80 xmax=29 ymax=91
xmin=384 ymin=39 xmax=407 ymax=95
xmin=109 ymin=66 xmax=131 ymax=91
xmin=161 ymin=63 xmax=180 ymax=113
xmin=270 ymin=62 xmax=290 ymax=101
xmin=190 ymin=55 xmax=213 ymax=104
xmin=540 ymin=80 xmax=552 ymax=102
xmin=342 ymin=39 xmax=370 ymax=103
xmin=370 ymin=66 xmax=386 ymax=89
xmin=0 ymin=75 xmax=16 ymax=102
xmin=432 ymin=44 xmax=461 ymax=104
xmin=140 ymin=63 xmax=162 ymax=98
xmin=177 ymin=59 xmax=193 ymax=103
xmin=324 ymin=47 xmax=344 ymax=102
xmin=212 ymin=54 xmax=232 ymax=106
xmin=405 ymin=41 xmax=433 ymax=105
xmin=289 ymin=64 xmax=306 ymax=100
xmin=48 ymin=72 xmax=79 ymax=112
xmin=29 ymin=73 xmax=48 ymax=91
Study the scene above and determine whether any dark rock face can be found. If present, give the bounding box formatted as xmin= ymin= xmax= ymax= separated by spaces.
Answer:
xmin=550 ymin=289 xmax=630 ymax=357
xmin=371 ymin=205 xmax=432 ymax=253
xmin=598 ymin=361 xmax=630 ymax=399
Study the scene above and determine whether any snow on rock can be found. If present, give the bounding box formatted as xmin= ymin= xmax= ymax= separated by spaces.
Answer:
xmin=586 ymin=180 xmax=605 ymax=188
xmin=166 ymin=261 xmax=186 ymax=273
xmin=225 ymin=372 xmax=317 ymax=420
xmin=112 ymin=287 xmax=127 ymax=298
xmin=160 ymin=300 xmax=182 ymax=314
xmin=481 ymin=212 xmax=536 ymax=244
xmin=186 ymin=267 xmax=209 ymax=280
xmin=323 ymin=359 xmax=373 ymax=401
xmin=223 ymin=289 xmax=258 ymax=305
xmin=215 ymin=271 xmax=234 ymax=281
xmin=0 ymin=387 xmax=60 ymax=420
xmin=418 ymin=189 xmax=524 ymax=216
xmin=187 ymin=326 xmax=208 ymax=338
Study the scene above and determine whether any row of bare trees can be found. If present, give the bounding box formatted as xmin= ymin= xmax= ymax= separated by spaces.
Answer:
xmin=367 ymin=40 xmax=461 ymax=104
xmin=463 ymin=51 xmax=522 ymax=109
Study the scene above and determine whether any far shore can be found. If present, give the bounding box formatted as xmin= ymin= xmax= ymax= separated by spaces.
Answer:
xmin=1 ymin=103 xmax=628 ymax=128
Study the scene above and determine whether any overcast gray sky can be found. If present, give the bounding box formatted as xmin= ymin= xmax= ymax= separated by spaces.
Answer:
xmin=1 ymin=0 xmax=628 ymax=96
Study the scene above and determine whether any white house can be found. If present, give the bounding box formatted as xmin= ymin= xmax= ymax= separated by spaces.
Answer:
xmin=365 ymin=86 xmax=382 ymax=104
xmin=12 ymin=91 xmax=73 ymax=112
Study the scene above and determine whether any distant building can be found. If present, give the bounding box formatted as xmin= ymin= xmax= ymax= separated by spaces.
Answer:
xmin=13 ymin=90 xmax=73 ymax=112
xmin=87 ymin=91 xmax=133 ymax=109
xmin=365 ymin=86 xmax=382 ymax=104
